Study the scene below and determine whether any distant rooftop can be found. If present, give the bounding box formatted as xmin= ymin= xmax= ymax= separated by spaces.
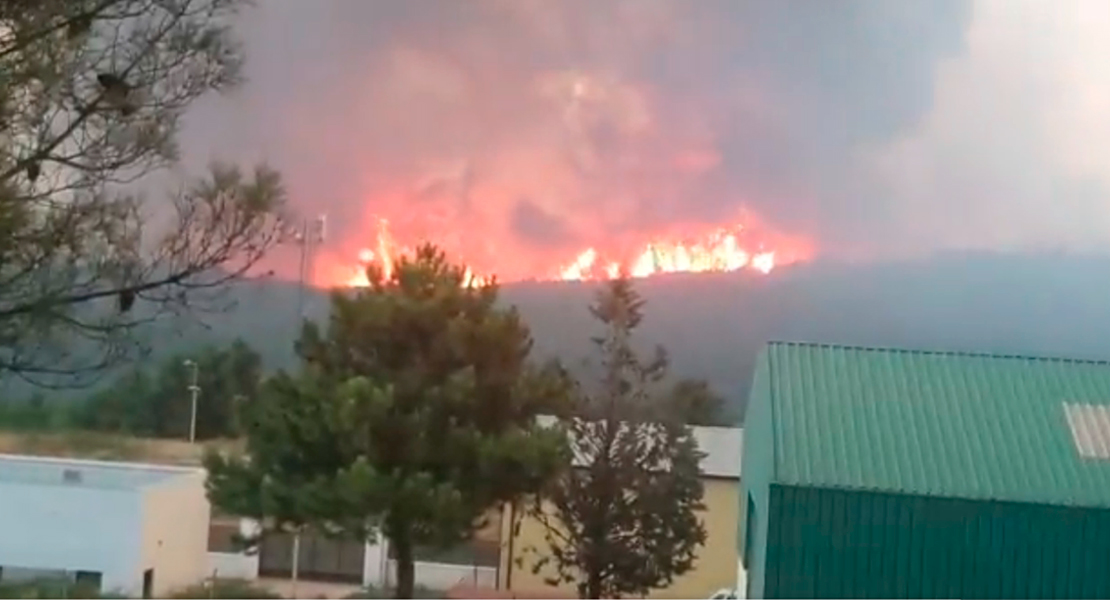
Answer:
xmin=756 ymin=341 xmax=1110 ymax=508
xmin=0 ymin=453 xmax=199 ymax=490
xmin=536 ymin=415 xmax=742 ymax=478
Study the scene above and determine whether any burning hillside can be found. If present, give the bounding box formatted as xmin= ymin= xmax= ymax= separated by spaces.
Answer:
xmin=314 ymin=210 xmax=812 ymax=287
xmin=283 ymin=27 xmax=820 ymax=288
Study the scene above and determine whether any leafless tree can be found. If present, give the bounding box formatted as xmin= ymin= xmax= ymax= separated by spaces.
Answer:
xmin=0 ymin=0 xmax=287 ymax=386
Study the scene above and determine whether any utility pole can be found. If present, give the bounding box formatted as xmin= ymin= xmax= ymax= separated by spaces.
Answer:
xmin=288 ymin=213 xmax=327 ymax=320
xmin=277 ymin=213 xmax=325 ymax=591
xmin=184 ymin=359 xmax=200 ymax=443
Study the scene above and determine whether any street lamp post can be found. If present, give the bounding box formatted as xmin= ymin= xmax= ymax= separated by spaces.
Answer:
xmin=281 ymin=213 xmax=328 ymax=320
xmin=183 ymin=359 xmax=200 ymax=443
xmin=276 ymin=213 xmax=326 ymax=593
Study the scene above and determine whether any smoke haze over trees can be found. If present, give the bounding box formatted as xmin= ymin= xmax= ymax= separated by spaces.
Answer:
xmin=1 ymin=250 xmax=1102 ymax=425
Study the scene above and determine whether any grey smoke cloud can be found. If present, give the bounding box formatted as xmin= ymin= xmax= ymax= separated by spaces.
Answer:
xmin=176 ymin=0 xmax=1110 ymax=274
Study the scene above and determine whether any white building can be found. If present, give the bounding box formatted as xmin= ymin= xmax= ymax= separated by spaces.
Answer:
xmin=0 ymin=454 xmax=211 ymax=598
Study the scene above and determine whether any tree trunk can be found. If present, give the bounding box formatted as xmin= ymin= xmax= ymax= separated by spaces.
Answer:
xmin=392 ymin=532 xmax=416 ymax=599
xmin=585 ymin=568 xmax=602 ymax=599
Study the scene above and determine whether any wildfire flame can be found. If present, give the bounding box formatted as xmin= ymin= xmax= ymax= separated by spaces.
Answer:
xmin=324 ymin=218 xmax=806 ymax=289
xmin=296 ymin=65 xmax=815 ymax=291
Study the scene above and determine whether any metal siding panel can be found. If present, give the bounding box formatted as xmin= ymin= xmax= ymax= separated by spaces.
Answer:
xmin=892 ymin=495 xmax=912 ymax=598
xmin=1080 ymin=510 xmax=1104 ymax=598
xmin=826 ymin=490 xmax=846 ymax=599
xmin=930 ymin=503 xmax=949 ymax=599
xmin=1063 ymin=508 xmax=1086 ymax=598
xmin=1061 ymin=509 xmax=1079 ymax=599
xmin=1078 ymin=510 xmax=1096 ymax=598
xmin=743 ymin=355 xmax=777 ymax=600
xmin=763 ymin=486 xmax=783 ymax=599
xmin=1029 ymin=506 xmax=1047 ymax=598
xmin=1039 ymin=507 xmax=1059 ymax=599
xmin=973 ymin=504 xmax=995 ymax=599
xmin=772 ymin=486 xmax=1110 ymax=599
xmin=940 ymin=500 xmax=961 ymax=599
xmin=882 ymin=495 xmax=901 ymax=599
xmin=864 ymin=493 xmax=886 ymax=598
xmin=765 ymin=342 xmax=1110 ymax=508
xmin=787 ymin=486 xmax=814 ymax=598
xmin=1050 ymin=507 xmax=1077 ymax=599
xmin=1011 ymin=508 xmax=1027 ymax=598
xmin=999 ymin=507 xmax=1016 ymax=599
xmin=810 ymin=487 xmax=830 ymax=599
xmin=840 ymin=490 xmax=860 ymax=597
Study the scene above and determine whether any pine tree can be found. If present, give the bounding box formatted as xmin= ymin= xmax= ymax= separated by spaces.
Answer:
xmin=529 ymin=276 xmax=708 ymax=599
xmin=208 ymin=244 xmax=570 ymax=599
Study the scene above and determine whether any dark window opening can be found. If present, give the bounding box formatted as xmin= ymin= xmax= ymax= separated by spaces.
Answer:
xmin=743 ymin=492 xmax=755 ymax=570
xmin=142 ymin=569 xmax=153 ymax=599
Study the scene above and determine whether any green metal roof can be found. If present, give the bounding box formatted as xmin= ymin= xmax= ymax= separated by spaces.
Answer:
xmin=759 ymin=341 xmax=1110 ymax=507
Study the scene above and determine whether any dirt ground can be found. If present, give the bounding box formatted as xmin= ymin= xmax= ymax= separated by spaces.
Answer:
xmin=0 ymin=430 xmax=243 ymax=465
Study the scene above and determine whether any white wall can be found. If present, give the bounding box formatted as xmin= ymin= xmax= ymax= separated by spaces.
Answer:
xmin=362 ymin=535 xmax=388 ymax=589
xmin=207 ymin=552 xmax=259 ymax=580
xmin=138 ymin=470 xmax=211 ymax=597
xmin=367 ymin=535 xmax=495 ymax=592
xmin=384 ymin=560 xmax=496 ymax=591
xmin=207 ymin=518 xmax=261 ymax=581
xmin=736 ymin=557 xmax=748 ymax=599
xmin=0 ymin=481 xmax=141 ymax=594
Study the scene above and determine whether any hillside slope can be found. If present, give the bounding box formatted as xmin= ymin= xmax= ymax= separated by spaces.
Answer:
xmin=9 ymin=251 xmax=1110 ymax=423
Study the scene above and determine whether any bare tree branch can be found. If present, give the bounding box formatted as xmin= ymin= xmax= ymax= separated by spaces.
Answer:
xmin=0 ymin=0 xmax=283 ymax=386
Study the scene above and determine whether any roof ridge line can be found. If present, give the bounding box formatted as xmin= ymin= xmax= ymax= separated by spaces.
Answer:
xmin=765 ymin=340 xmax=1110 ymax=367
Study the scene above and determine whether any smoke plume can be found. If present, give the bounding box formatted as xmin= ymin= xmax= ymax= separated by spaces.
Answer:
xmin=176 ymin=0 xmax=1110 ymax=279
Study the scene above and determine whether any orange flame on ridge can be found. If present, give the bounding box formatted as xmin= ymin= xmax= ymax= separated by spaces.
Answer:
xmin=322 ymin=217 xmax=809 ymax=289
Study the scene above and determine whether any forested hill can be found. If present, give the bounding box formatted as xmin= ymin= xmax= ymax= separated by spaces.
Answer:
xmin=10 ymin=251 xmax=1110 ymax=422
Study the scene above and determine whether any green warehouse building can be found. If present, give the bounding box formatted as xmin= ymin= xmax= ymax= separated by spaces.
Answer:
xmin=740 ymin=341 xmax=1110 ymax=599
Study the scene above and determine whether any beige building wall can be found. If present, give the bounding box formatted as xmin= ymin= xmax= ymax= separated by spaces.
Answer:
xmin=499 ymin=477 xmax=740 ymax=599
xmin=138 ymin=469 xmax=211 ymax=597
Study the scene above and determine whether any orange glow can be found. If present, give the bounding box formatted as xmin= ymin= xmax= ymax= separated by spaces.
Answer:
xmin=316 ymin=213 xmax=811 ymax=289
xmin=298 ymin=65 xmax=816 ymax=290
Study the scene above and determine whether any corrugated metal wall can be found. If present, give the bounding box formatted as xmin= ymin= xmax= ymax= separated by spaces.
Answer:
xmin=761 ymin=484 xmax=1110 ymax=599
xmin=739 ymin=354 xmax=776 ymax=599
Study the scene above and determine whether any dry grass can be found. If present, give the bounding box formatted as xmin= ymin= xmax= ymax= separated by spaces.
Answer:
xmin=0 ymin=430 xmax=244 ymax=465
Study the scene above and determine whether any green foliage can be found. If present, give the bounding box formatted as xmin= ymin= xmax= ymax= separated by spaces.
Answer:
xmin=0 ymin=393 xmax=71 ymax=431
xmin=167 ymin=578 xmax=281 ymax=599
xmin=208 ymin=245 xmax=570 ymax=599
xmin=0 ymin=0 xmax=286 ymax=386
xmin=666 ymin=378 xmax=730 ymax=427
xmin=72 ymin=339 xmax=262 ymax=439
xmin=0 ymin=579 xmax=125 ymax=599
xmin=528 ymin=277 xmax=708 ymax=599
xmin=204 ymin=368 xmax=362 ymax=548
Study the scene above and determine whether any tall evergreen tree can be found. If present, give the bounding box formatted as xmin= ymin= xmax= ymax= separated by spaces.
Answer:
xmin=204 ymin=368 xmax=358 ymax=595
xmin=528 ymin=276 xmax=708 ymax=599
xmin=208 ymin=244 xmax=570 ymax=599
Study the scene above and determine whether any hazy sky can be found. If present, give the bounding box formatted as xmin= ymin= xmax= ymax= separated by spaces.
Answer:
xmin=175 ymin=0 xmax=1110 ymax=270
